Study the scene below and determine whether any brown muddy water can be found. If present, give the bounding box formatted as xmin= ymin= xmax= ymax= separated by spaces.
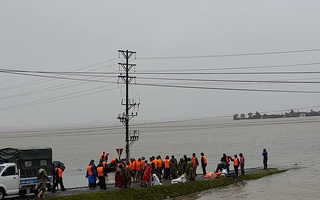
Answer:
xmin=1 ymin=117 xmax=320 ymax=199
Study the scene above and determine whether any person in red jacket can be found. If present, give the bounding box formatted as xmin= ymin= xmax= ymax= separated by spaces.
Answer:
xmin=142 ymin=160 xmax=152 ymax=187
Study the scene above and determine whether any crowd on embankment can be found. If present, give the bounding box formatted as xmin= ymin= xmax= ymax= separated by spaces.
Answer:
xmin=84 ymin=148 xmax=268 ymax=190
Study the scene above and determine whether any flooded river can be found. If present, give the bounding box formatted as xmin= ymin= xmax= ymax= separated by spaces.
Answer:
xmin=1 ymin=116 xmax=320 ymax=199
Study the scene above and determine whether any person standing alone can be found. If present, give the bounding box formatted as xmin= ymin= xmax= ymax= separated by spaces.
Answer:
xmin=239 ymin=153 xmax=245 ymax=175
xmin=200 ymin=152 xmax=207 ymax=175
xmin=262 ymin=148 xmax=268 ymax=169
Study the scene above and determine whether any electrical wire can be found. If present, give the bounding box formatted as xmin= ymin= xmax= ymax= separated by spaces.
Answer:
xmin=137 ymin=77 xmax=320 ymax=84
xmin=0 ymin=58 xmax=119 ymax=92
xmin=0 ymin=84 xmax=118 ymax=111
xmin=134 ymin=83 xmax=320 ymax=94
xmin=138 ymin=62 xmax=320 ymax=72
xmin=137 ymin=48 xmax=320 ymax=60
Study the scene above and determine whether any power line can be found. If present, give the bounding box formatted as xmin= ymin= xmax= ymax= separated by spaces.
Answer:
xmin=137 ymin=48 xmax=320 ymax=60
xmin=137 ymin=77 xmax=320 ymax=84
xmin=4 ymin=68 xmax=320 ymax=77
xmin=0 ymin=58 xmax=119 ymax=92
xmin=0 ymin=76 xmax=113 ymax=101
xmin=0 ymin=84 xmax=118 ymax=111
xmin=134 ymin=71 xmax=320 ymax=75
xmin=135 ymin=83 xmax=320 ymax=94
xmin=0 ymin=70 xmax=118 ymax=83
xmin=138 ymin=62 xmax=320 ymax=72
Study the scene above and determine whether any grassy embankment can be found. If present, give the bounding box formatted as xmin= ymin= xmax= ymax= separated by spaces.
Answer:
xmin=48 ymin=170 xmax=286 ymax=200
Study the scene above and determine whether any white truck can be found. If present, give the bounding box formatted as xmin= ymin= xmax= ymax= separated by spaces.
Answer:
xmin=0 ymin=147 xmax=52 ymax=199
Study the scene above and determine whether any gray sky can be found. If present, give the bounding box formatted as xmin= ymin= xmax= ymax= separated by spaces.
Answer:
xmin=1 ymin=0 xmax=320 ymax=129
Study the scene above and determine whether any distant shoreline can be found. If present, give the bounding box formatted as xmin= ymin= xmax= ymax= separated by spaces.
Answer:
xmin=233 ymin=109 xmax=320 ymax=120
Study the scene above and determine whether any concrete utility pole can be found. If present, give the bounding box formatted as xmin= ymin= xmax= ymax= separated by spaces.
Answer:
xmin=117 ymin=50 xmax=139 ymax=162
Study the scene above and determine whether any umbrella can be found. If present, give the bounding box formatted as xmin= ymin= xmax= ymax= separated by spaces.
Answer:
xmin=53 ymin=161 xmax=66 ymax=171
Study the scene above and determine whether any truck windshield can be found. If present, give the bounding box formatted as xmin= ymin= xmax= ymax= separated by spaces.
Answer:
xmin=0 ymin=166 xmax=4 ymax=174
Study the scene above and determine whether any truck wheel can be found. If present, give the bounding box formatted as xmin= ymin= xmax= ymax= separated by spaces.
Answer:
xmin=0 ymin=188 xmax=5 ymax=200
xmin=19 ymin=189 xmax=27 ymax=197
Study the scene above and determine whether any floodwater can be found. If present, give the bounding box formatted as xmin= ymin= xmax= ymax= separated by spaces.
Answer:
xmin=1 ymin=117 xmax=320 ymax=199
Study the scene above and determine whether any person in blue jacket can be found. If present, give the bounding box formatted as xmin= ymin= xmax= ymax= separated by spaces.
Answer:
xmin=86 ymin=159 xmax=97 ymax=189
xmin=262 ymin=149 xmax=268 ymax=169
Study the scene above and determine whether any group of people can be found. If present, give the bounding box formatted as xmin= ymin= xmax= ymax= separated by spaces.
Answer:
xmin=214 ymin=148 xmax=269 ymax=177
xmin=112 ymin=152 xmax=208 ymax=188
xmin=215 ymin=153 xmax=245 ymax=177
xmin=86 ymin=151 xmax=114 ymax=190
xmin=35 ymin=163 xmax=65 ymax=198
xmin=86 ymin=148 xmax=269 ymax=190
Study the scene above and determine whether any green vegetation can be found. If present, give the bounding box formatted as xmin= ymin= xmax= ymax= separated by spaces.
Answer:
xmin=48 ymin=170 xmax=286 ymax=200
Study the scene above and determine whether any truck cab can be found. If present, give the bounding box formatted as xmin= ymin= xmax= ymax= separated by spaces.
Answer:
xmin=0 ymin=162 xmax=20 ymax=199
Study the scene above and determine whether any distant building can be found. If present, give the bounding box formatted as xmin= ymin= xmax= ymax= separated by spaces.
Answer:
xmin=299 ymin=113 xmax=306 ymax=117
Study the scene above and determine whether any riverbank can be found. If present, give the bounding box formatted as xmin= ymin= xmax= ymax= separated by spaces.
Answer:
xmin=45 ymin=167 xmax=286 ymax=200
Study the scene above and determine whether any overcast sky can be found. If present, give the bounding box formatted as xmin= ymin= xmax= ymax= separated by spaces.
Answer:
xmin=1 ymin=0 xmax=320 ymax=129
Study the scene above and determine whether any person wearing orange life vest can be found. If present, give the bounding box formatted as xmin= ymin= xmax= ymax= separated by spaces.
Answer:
xmin=150 ymin=156 xmax=157 ymax=174
xmin=100 ymin=152 xmax=106 ymax=161
xmin=135 ymin=158 xmax=142 ymax=182
xmin=97 ymin=162 xmax=107 ymax=190
xmin=200 ymin=152 xmax=208 ymax=175
xmin=156 ymin=155 xmax=163 ymax=181
xmin=163 ymin=156 xmax=171 ymax=180
xmin=130 ymin=158 xmax=137 ymax=182
xmin=86 ymin=160 xmax=97 ymax=189
xmin=52 ymin=164 xmax=65 ymax=192
xmin=191 ymin=153 xmax=199 ymax=178
xmin=230 ymin=154 xmax=240 ymax=176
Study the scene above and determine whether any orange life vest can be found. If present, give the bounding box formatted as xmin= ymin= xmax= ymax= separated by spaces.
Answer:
xmin=164 ymin=159 xmax=170 ymax=169
xmin=97 ymin=166 xmax=104 ymax=177
xmin=157 ymin=159 xmax=162 ymax=168
xmin=152 ymin=160 xmax=158 ymax=169
xmin=226 ymin=156 xmax=230 ymax=163
xmin=202 ymin=156 xmax=207 ymax=164
xmin=56 ymin=168 xmax=63 ymax=178
xmin=192 ymin=157 xmax=197 ymax=168
xmin=103 ymin=161 xmax=107 ymax=168
xmin=234 ymin=158 xmax=239 ymax=166
xmin=130 ymin=161 xmax=136 ymax=170
xmin=136 ymin=161 xmax=141 ymax=171
xmin=141 ymin=160 xmax=145 ymax=166
xmin=87 ymin=165 xmax=93 ymax=176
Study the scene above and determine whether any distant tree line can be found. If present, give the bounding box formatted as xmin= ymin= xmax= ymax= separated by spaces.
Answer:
xmin=233 ymin=109 xmax=320 ymax=120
